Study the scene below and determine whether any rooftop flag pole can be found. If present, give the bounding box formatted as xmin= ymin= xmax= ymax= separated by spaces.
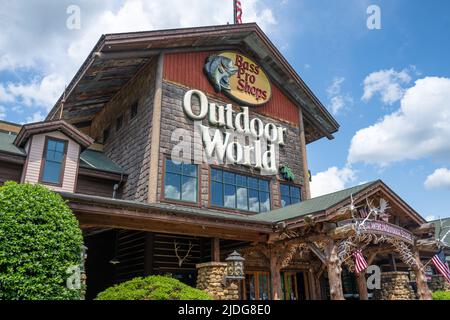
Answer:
xmin=234 ymin=0 xmax=243 ymax=24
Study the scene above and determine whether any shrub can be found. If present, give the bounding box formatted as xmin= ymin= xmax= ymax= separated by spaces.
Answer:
xmin=96 ymin=275 xmax=213 ymax=300
xmin=0 ymin=182 xmax=83 ymax=300
xmin=432 ymin=291 xmax=450 ymax=300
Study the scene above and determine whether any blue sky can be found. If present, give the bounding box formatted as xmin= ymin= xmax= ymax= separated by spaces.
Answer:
xmin=0 ymin=0 xmax=449 ymax=219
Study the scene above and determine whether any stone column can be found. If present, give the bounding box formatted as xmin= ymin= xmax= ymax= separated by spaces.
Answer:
xmin=373 ymin=272 xmax=416 ymax=300
xmin=429 ymin=275 xmax=450 ymax=291
xmin=412 ymin=248 xmax=432 ymax=300
xmin=325 ymin=240 xmax=345 ymax=300
xmin=356 ymin=272 xmax=369 ymax=300
xmin=196 ymin=262 xmax=240 ymax=300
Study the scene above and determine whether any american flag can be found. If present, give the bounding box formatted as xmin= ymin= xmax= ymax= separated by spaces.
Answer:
xmin=432 ymin=249 xmax=450 ymax=283
xmin=234 ymin=0 xmax=243 ymax=24
xmin=352 ymin=249 xmax=368 ymax=273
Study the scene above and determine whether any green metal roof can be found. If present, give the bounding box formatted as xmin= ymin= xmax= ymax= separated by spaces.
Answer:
xmin=0 ymin=131 xmax=25 ymax=156
xmin=80 ymin=149 xmax=125 ymax=175
xmin=252 ymin=181 xmax=378 ymax=223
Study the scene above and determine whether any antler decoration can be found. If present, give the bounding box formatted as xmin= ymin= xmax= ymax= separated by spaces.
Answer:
xmin=174 ymin=241 xmax=194 ymax=267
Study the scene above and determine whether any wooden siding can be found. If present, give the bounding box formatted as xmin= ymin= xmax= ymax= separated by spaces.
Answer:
xmin=0 ymin=160 xmax=22 ymax=185
xmin=75 ymin=175 xmax=116 ymax=198
xmin=22 ymin=131 xmax=80 ymax=193
xmin=163 ymin=51 xmax=300 ymax=126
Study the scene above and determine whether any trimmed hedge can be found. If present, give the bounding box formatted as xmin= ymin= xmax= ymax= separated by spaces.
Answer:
xmin=0 ymin=182 xmax=83 ymax=300
xmin=96 ymin=276 xmax=213 ymax=300
xmin=432 ymin=291 xmax=450 ymax=300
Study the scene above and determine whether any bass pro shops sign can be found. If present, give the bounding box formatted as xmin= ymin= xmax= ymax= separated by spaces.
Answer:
xmin=204 ymin=52 xmax=272 ymax=106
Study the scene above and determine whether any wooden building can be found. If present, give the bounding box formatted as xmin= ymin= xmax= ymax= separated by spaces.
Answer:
xmin=0 ymin=24 xmax=445 ymax=300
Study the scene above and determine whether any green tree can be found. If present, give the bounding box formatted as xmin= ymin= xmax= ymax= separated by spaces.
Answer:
xmin=0 ymin=182 xmax=83 ymax=300
xmin=96 ymin=276 xmax=213 ymax=300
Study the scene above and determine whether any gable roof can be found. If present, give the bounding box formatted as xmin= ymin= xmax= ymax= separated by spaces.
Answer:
xmin=253 ymin=181 xmax=378 ymax=223
xmin=14 ymin=120 xmax=94 ymax=149
xmin=45 ymin=23 xmax=339 ymax=143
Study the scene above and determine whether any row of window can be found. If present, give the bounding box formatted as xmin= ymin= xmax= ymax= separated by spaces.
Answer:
xmin=163 ymin=159 xmax=302 ymax=213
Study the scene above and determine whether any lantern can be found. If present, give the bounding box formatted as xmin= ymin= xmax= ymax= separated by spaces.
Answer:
xmin=225 ymin=251 xmax=245 ymax=280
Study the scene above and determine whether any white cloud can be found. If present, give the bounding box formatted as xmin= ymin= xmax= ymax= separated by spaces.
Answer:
xmin=425 ymin=215 xmax=436 ymax=222
xmin=4 ymin=74 xmax=66 ymax=111
xmin=349 ymin=77 xmax=450 ymax=166
xmin=425 ymin=168 xmax=450 ymax=190
xmin=326 ymin=77 xmax=353 ymax=115
xmin=0 ymin=106 xmax=6 ymax=120
xmin=0 ymin=0 xmax=277 ymax=120
xmin=310 ymin=166 xmax=357 ymax=197
xmin=362 ymin=68 xmax=412 ymax=105
xmin=25 ymin=112 xmax=45 ymax=124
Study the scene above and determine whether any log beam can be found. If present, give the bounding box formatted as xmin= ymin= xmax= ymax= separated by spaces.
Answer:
xmin=324 ymin=240 xmax=345 ymax=300
xmin=269 ymin=252 xmax=282 ymax=300
xmin=412 ymin=247 xmax=432 ymax=300
xmin=356 ymin=272 xmax=368 ymax=300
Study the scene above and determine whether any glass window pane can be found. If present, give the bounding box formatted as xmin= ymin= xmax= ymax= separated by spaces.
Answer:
xmin=47 ymin=140 xmax=56 ymax=151
xmin=248 ymin=189 xmax=259 ymax=212
xmin=164 ymin=173 xmax=181 ymax=200
xmin=224 ymin=184 xmax=236 ymax=209
xmin=248 ymin=177 xmax=258 ymax=189
xmin=280 ymin=184 xmax=290 ymax=196
xmin=211 ymin=169 xmax=222 ymax=182
xmin=260 ymin=192 xmax=270 ymax=212
xmin=291 ymin=197 xmax=301 ymax=205
xmin=55 ymin=141 xmax=65 ymax=153
xmin=259 ymin=180 xmax=269 ymax=192
xmin=237 ymin=187 xmax=248 ymax=211
xmin=182 ymin=163 xmax=197 ymax=177
xmin=290 ymin=187 xmax=301 ymax=199
xmin=165 ymin=159 xmax=181 ymax=174
xmin=211 ymin=181 xmax=223 ymax=206
xmin=42 ymin=161 xmax=62 ymax=184
xmin=223 ymin=172 xmax=235 ymax=185
xmin=281 ymin=196 xmax=290 ymax=207
xmin=181 ymin=176 xmax=197 ymax=202
xmin=236 ymin=175 xmax=247 ymax=187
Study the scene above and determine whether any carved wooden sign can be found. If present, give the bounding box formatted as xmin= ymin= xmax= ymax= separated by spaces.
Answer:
xmin=339 ymin=219 xmax=414 ymax=245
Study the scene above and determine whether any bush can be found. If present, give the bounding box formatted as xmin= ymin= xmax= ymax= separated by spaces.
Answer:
xmin=432 ymin=291 xmax=450 ymax=300
xmin=96 ymin=275 xmax=213 ymax=300
xmin=0 ymin=182 xmax=83 ymax=300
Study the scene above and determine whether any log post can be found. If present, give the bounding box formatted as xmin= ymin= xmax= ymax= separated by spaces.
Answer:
xmin=412 ymin=248 xmax=432 ymax=300
xmin=325 ymin=240 xmax=345 ymax=300
xmin=269 ymin=253 xmax=282 ymax=300
xmin=356 ymin=272 xmax=369 ymax=300
xmin=212 ymin=238 xmax=220 ymax=262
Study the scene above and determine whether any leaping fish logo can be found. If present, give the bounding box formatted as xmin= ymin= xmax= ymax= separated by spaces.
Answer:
xmin=204 ymin=55 xmax=238 ymax=93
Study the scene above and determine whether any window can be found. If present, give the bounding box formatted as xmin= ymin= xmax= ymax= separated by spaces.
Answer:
xmin=280 ymin=184 xmax=301 ymax=207
xmin=164 ymin=159 xmax=198 ymax=203
xmin=116 ymin=115 xmax=123 ymax=131
xmin=210 ymin=168 xmax=271 ymax=213
xmin=130 ymin=102 xmax=138 ymax=119
xmin=40 ymin=138 xmax=67 ymax=185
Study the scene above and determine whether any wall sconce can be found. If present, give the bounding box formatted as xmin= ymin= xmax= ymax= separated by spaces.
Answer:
xmin=225 ymin=251 xmax=245 ymax=281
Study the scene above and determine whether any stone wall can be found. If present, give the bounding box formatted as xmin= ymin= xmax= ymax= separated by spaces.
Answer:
xmin=373 ymin=272 xmax=416 ymax=300
xmin=428 ymin=275 xmax=450 ymax=292
xmin=91 ymin=59 xmax=157 ymax=202
xmin=157 ymin=80 xmax=307 ymax=209
xmin=196 ymin=262 xmax=240 ymax=300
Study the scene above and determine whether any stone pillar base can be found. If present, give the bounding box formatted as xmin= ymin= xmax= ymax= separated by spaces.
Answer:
xmin=196 ymin=262 xmax=240 ymax=300
xmin=373 ymin=272 xmax=416 ymax=300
